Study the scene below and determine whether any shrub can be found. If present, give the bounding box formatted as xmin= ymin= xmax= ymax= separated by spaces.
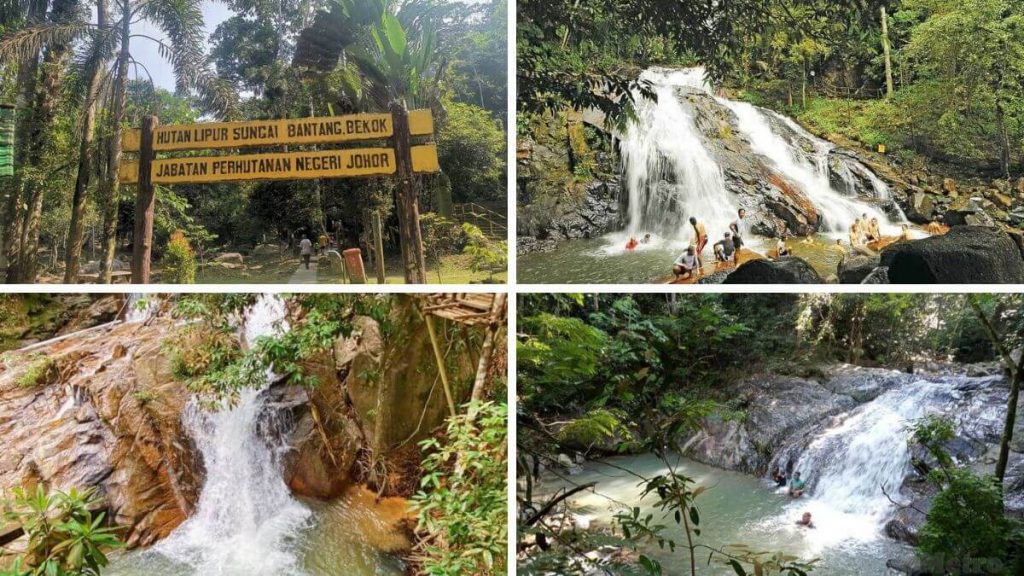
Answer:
xmin=0 ymin=485 xmax=122 ymax=576
xmin=162 ymin=230 xmax=196 ymax=284
xmin=412 ymin=401 xmax=507 ymax=575
xmin=16 ymin=355 xmax=57 ymax=388
xmin=918 ymin=468 xmax=1018 ymax=572
xmin=556 ymin=408 xmax=633 ymax=452
xmin=461 ymin=223 xmax=507 ymax=279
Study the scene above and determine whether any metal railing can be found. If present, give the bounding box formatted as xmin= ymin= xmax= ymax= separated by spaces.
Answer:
xmin=452 ymin=203 xmax=507 ymax=240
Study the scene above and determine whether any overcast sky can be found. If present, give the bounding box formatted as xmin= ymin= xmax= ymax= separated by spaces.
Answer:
xmin=133 ymin=1 xmax=233 ymax=90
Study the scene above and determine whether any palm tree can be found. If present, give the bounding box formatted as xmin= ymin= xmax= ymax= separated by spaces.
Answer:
xmin=294 ymin=0 xmax=447 ymax=283
xmin=0 ymin=0 xmax=235 ymax=282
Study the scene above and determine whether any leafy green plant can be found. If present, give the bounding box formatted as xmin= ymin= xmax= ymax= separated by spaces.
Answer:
xmin=412 ymin=401 xmax=507 ymax=575
xmin=0 ymin=486 xmax=122 ymax=576
xmin=162 ymin=230 xmax=196 ymax=284
xmin=461 ymin=223 xmax=507 ymax=280
xmin=556 ymin=408 xmax=634 ymax=453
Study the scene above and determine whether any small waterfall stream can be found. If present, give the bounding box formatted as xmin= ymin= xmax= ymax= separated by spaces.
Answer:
xmin=537 ymin=373 xmax=1006 ymax=574
xmin=151 ymin=295 xmax=312 ymax=575
xmin=106 ymin=295 xmax=405 ymax=576
xmin=618 ymin=67 xmax=903 ymax=242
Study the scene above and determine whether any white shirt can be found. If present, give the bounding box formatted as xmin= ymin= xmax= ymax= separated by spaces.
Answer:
xmin=299 ymin=238 xmax=313 ymax=255
xmin=732 ymin=217 xmax=748 ymax=238
xmin=674 ymin=252 xmax=698 ymax=270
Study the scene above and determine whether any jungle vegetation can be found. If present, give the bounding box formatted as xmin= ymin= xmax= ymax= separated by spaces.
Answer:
xmin=0 ymin=0 xmax=507 ymax=283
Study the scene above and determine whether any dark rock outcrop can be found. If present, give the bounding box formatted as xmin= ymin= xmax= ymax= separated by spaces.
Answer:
xmin=837 ymin=254 xmax=881 ymax=284
xmin=681 ymin=374 xmax=856 ymax=473
xmin=881 ymin=226 xmax=1024 ymax=284
xmin=723 ymin=256 xmax=823 ymax=284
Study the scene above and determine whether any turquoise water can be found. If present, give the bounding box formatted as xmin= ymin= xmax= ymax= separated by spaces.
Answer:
xmin=538 ymin=453 xmax=909 ymax=575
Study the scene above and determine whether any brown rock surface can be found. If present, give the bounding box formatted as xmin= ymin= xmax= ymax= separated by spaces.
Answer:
xmin=0 ymin=319 xmax=200 ymax=548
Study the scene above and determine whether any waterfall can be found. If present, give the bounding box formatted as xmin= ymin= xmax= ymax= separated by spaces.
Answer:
xmin=619 ymin=68 xmax=738 ymax=243
xmin=151 ymin=295 xmax=312 ymax=575
xmin=618 ymin=67 xmax=903 ymax=243
xmin=769 ymin=376 xmax=998 ymax=549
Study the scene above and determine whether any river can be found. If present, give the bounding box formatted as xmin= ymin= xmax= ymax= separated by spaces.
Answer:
xmin=539 ymin=453 xmax=908 ymax=575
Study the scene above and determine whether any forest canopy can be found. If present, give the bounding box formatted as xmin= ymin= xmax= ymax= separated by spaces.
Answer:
xmin=0 ymin=0 xmax=507 ymax=283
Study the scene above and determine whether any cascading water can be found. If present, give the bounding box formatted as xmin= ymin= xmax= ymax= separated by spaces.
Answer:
xmin=721 ymin=101 xmax=898 ymax=234
xmin=130 ymin=295 xmax=313 ymax=575
xmin=618 ymin=67 xmax=903 ymax=244
xmin=620 ymin=68 xmax=738 ymax=243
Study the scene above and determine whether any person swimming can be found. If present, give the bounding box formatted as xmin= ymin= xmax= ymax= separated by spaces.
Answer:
xmin=795 ymin=511 xmax=815 ymax=528
xmin=789 ymin=472 xmax=807 ymax=497
xmin=626 ymin=237 xmax=638 ymax=250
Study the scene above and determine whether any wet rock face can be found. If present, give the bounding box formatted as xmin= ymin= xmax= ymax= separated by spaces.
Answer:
xmin=0 ymin=320 xmax=201 ymax=548
xmin=681 ymin=374 xmax=857 ymax=473
xmin=517 ymin=178 xmax=621 ymax=254
xmin=821 ymin=365 xmax=912 ymax=403
xmin=723 ymin=256 xmax=823 ymax=284
xmin=881 ymin=225 xmax=1024 ymax=283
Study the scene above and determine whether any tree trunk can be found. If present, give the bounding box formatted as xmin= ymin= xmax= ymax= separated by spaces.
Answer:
xmin=881 ymin=7 xmax=894 ymax=99
xmin=2 ymin=0 xmax=47 ymax=281
xmin=15 ymin=0 xmax=77 ymax=282
xmin=65 ymin=0 xmax=108 ymax=283
xmin=468 ymin=293 xmax=507 ymax=421
xmin=996 ymin=102 xmax=1011 ymax=180
xmin=996 ymin=365 xmax=1022 ymax=482
xmin=98 ymin=1 xmax=131 ymax=284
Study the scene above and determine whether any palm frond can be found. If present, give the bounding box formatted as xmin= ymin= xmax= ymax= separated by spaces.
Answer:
xmin=0 ymin=22 xmax=95 ymax=62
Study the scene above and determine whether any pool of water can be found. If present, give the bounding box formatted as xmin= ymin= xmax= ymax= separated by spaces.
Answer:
xmin=104 ymin=488 xmax=409 ymax=576
xmin=538 ymin=453 xmax=909 ymax=575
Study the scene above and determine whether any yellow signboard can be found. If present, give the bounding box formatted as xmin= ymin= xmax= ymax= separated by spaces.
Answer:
xmin=120 ymin=144 xmax=440 ymax=185
xmin=123 ymin=109 xmax=434 ymax=152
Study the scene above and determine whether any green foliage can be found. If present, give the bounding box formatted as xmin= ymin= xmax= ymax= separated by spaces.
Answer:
xmin=908 ymin=414 xmax=956 ymax=470
xmin=461 ymin=223 xmax=507 ymax=280
xmin=0 ymin=486 xmax=122 ymax=576
xmin=412 ymin=401 xmax=508 ymax=575
xmin=517 ymin=311 xmax=608 ymax=411
xmin=162 ymin=230 xmax=196 ymax=284
xmin=166 ymin=294 xmax=374 ymax=401
xmin=436 ymin=101 xmax=506 ymax=202
xmin=16 ymin=354 xmax=57 ymax=388
xmin=918 ymin=468 xmax=1021 ymax=571
xmin=556 ymin=408 xmax=634 ymax=452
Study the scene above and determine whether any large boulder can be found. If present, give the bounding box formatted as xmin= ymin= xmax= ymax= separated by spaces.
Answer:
xmin=0 ymin=320 xmax=201 ymax=548
xmin=822 ymin=364 xmax=911 ymax=403
xmin=681 ymin=375 xmax=856 ymax=473
xmin=881 ymin=226 xmax=1024 ymax=283
xmin=905 ymin=191 xmax=935 ymax=224
xmin=724 ymin=256 xmax=823 ymax=284
xmin=214 ymin=252 xmax=244 ymax=265
xmin=837 ymin=254 xmax=880 ymax=284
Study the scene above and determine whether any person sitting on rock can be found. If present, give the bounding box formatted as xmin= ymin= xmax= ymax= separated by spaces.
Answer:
xmin=673 ymin=245 xmax=700 ymax=280
xmin=849 ymin=222 xmax=876 ymax=257
xmin=795 ymin=511 xmax=815 ymax=528
xmin=714 ymin=232 xmax=736 ymax=262
xmin=830 ymin=238 xmax=846 ymax=254
xmin=771 ymin=467 xmax=787 ymax=487
xmin=626 ymin=236 xmax=639 ymax=250
xmin=789 ymin=472 xmax=807 ymax=497
xmin=866 ymin=217 xmax=881 ymax=242
xmin=777 ymin=237 xmax=791 ymax=257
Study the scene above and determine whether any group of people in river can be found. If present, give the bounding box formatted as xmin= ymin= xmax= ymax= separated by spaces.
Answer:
xmin=772 ymin=468 xmax=816 ymax=529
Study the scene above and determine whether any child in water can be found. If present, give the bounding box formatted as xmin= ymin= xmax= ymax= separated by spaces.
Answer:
xmin=625 ymin=237 xmax=638 ymax=250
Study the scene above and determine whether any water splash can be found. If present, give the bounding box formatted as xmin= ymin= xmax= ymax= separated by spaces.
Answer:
xmin=619 ymin=68 xmax=738 ymax=244
xmin=150 ymin=295 xmax=312 ymax=576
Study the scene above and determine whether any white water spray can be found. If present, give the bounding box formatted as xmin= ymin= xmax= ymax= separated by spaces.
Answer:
xmin=774 ymin=379 xmax=960 ymax=550
xmin=618 ymin=67 xmax=903 ymax=244
xmin=619 ymin=68 xmax=738 ymax=245
xmin=152 ymin=295 xmax=312 ymax=576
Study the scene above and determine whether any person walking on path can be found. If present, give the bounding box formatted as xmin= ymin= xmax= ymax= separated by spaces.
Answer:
xmin=300 ymin=235 xmax=313 ymax=269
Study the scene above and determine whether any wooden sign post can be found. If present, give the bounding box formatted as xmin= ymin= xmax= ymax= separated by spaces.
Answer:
xmin=120 ymin=108 xmax=439 ymax=284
